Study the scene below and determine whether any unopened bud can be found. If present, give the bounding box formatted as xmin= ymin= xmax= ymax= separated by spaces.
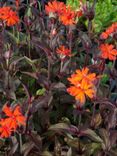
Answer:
xmin=85 ymin=10 xmax=95 ymax=21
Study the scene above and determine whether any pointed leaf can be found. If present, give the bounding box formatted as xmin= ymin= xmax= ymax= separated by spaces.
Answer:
xmin=41 ymin=151 xmax=53 ymax=156
xmin=49 ymin=123 xmax=70 ymax=131
xmin=81 ymin=129 xmax=103 ymax=143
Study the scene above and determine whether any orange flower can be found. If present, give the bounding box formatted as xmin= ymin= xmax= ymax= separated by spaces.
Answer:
xmin=68 ymin=67 xmax=97 ymax=85
xmin=2 ymin=105 xmax=26 ymax=130
xmin=106 ymin=26 xmax=114 ymax=35
xmin=57 ymin=45 xmax=71 ymax=58
xmin=99 ymin=44 xmax=117 ymax=61
xmin=45 ymin=1 xmax=65 ymax=15
xmin=45 ymin=1 xmax=81 ymax=26
xmin=59 ymin=6 xmax=76 ymax=25
xmin=67 ymin=67 xmax=97 ymax=105
xmin=0 ymin=7 xmax=19 ymax=26
xmin=0 ymin=119 xmax=12 ymax=138
xmin=100 ymin=32 xmax=108 ymax=40
xmin=0 ymin=7 xmax=11 ymax=18
xmin=0 ymin=104 xmax=26 ymax=138
xmin=100 ymin=22 xmax=117 ymax=39
xmin=67 ymin=79 xmax=96 ymax=104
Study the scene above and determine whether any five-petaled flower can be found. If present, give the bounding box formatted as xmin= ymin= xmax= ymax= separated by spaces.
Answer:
xmin=99 ymin=43 xmax=117 ymax=61
xmin=67 ymin=67 xmax=97 ymax=105
xmin=59 ymin=6 xmax=76 ymax=25
xmin=67 ymin=79 xmax=96 ymax=104
xmin=68 ymin=67 xmax=97 ymax=85
xmin=0 ymin=7 xmax=19 ymax=26
xmin=45 ymin=1 xmax=65 ymax=16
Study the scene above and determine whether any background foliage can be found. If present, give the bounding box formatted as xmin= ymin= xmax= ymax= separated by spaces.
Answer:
xmin=67 ymin=0 xmax=117 ymax=32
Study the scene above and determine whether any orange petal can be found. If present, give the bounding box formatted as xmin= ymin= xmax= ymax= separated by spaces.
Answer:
xmin=2 ymin=105 xmax=13 ymax=117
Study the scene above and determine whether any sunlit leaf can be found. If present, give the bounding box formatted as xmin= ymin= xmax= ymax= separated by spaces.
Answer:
xmin=81 ymin=129 xmax=103 ymax=143
xmin=36 ymin=88 xmax=46 ymax=96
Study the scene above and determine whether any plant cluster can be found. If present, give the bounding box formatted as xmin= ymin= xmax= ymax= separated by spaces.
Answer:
xmin=0 ymin=0 xmax=116 ymax=156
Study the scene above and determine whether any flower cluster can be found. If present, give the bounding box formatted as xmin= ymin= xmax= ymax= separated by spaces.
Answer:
xmin=99 ymin=22 xmax=117 ymax=61
xmin=67 ymin=67 xmax=97 ymax=106
xmin=100 ymin=22 xmax=117 ymax=40
xmin=45 ymin=0 xmax=82 ymax=25
xmin=0 ymin=6 xmax=19 ymax=26
xmin=57 ymin=45 xmax=71 ymax=59
xmin=0 ymin=104 xmax=26 ymax=138
xmin=99 ymin=44 xmax=117 ymax=61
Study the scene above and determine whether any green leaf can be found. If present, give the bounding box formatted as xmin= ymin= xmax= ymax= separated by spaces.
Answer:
xmin=36 ymin=88 xmax=46 ymax=96
xmin=41 ymin=151 xmax=53 ymax=156
xmin=85 ymin=143 xmax=101 ymax=156
xmin=82 ymin=129 xmax=103 ymax=143
xmin=64 ymin=137 xmax=80 ymax=148
xmin=101 ymin=74 xmax=109 ymax=84
xmin=66 ymin=148 xmax=72 ymax=156
xmin=49 ymin=123 xmax=69 ymax=131
xmin=99 ymin=129 xmax=110 ymax=150
xmin=21 ymin=142 xmax=34 ymax=156
xmin=107 ymin=62 xmax=113 ymax=68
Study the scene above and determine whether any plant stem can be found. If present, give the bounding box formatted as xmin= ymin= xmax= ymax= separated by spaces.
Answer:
xmin=68 ymin=26 xmax=72 ymax=74
xmin=19 ymin=133 xmax=23 ymax=154
xmin=78 ymin=113 xmax=82 ymax=126
xmin=84 ymin=48 xmax=89 ymax=66
xmin=60 ymin=61 xmax=63 ymax=73
xmin=48 ymin=58 xmax=51 ymax=82
xmin=28 ymin=33 xmax=31 ymax=58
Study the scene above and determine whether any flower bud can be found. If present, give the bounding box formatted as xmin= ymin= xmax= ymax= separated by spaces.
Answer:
xmin=85 ymin=9 xmax=95 ymax=21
